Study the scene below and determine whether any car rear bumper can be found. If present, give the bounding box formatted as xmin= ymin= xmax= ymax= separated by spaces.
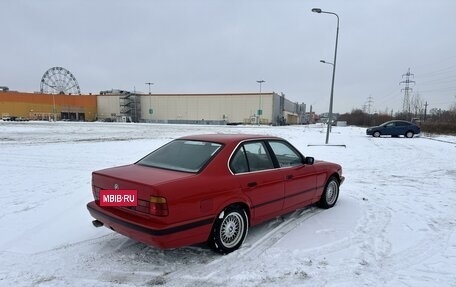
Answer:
xmin=87 ymin=201 xmax=214 ymax=249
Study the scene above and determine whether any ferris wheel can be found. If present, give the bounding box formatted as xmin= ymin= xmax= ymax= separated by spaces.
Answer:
xmin=40 ymin=67 xmax=81 ymax=94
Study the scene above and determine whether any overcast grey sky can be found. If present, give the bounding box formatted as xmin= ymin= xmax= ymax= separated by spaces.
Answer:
xmin=1 ymin=0 xmax=456 ymax=113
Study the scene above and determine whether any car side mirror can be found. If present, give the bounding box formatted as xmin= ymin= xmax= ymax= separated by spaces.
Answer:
xmin=304 ymin=157 xmax=314 ymax=165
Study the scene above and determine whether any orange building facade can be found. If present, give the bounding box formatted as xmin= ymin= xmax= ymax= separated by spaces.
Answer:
xmin=0 ymin=91 xmax=97 ymax=121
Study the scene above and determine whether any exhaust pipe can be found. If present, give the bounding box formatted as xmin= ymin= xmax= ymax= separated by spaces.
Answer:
xmin=92 ymin=220 xmax=104 ymax=228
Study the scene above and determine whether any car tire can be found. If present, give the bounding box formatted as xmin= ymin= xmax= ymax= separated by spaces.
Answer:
xmin=405 ymin=131 xmax=414 ymax=138
xmin=209 ymin=206 xmax=249 ymax=254
xmin=373 ymin=131 xmax=381 ymax=137
xmin=318 ymin=176 xmax=340 ymax=209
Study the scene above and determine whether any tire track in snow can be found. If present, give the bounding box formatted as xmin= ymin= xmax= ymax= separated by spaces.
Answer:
xmin=299 ymin=194 xmax=456 ymax=286
xmin=421 ymin=135 xmax=456 ymax=145
xmin=161 ymin=206 xmax=324 ymax=286
xmin=77 ymin=207 xmax=324 ymax=286
xmin=42 ymin=208 xmax=323 ymax=287
xmin=5 ymin=235 xmax=211 ymax=287
xmin=159 ymin=184 xmax=390 ymax=286
xmin=276 ymin=198 xmax=394 ymax=286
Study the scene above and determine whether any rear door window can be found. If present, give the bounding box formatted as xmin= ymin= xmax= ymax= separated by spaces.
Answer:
xmin=230 ymin=141 xmax=274 ymax=173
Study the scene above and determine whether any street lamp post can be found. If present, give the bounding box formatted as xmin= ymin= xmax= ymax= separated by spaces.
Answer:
xmin=256 ymin=80 xmax=265 ymax=125
xmin=312 ymin=8 xmax=339 ymax=144
xmin=52 ymin=93 xmax=56 ymax=121
xmin=145 ymin=82 xmax=154 ymax=122
xmin=47 ymin=85 xmax=57 ymax=121
xmin=320 ymin=60 xmax=334 ymax=132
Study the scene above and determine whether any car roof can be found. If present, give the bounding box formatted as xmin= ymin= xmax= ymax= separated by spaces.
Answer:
xmin=178 ymin=134 xmax=283 ymax=144
xmin=383 ymin=120 xmax=413 ymax=124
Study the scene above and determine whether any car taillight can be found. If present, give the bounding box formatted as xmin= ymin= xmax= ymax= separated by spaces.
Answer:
xmin=92 ymin=186 xmax=100 ymax=200
xmin=149 ymin=196 xmax=168 ymax=216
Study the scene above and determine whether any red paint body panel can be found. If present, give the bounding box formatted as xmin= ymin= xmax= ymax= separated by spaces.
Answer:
xmin=87 ymin=134 xmax=344 ymax=249
xmin=87 ymin=201 xmax=213 ymax=248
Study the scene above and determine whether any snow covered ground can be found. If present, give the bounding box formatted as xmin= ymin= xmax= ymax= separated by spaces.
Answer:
xmin=0 ymin=121 xmax=455 ymax=287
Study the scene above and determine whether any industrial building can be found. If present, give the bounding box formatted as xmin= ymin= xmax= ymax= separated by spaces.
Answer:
xmin=1 ymin=89 xmax=307 ymax=125
xmin=1 ymin=66 xmax=307 ymax=125
xmin=97 ymin=90 xmax=306 ymax=125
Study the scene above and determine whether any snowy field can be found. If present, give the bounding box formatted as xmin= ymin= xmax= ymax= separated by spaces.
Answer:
xmin=0 ymin=121 xmax=455 ymax=287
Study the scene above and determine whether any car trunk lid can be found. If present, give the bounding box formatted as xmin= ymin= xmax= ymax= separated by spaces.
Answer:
xmin=91 ymin=164 xmax=195 ymax=215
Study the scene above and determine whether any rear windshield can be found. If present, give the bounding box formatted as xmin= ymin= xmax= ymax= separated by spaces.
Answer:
xmin=136 ymin=140 xmax=222 ymax=173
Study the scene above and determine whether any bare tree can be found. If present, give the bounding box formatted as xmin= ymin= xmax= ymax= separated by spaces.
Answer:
xmin=411 ymin=92 xmax=424 ymax=118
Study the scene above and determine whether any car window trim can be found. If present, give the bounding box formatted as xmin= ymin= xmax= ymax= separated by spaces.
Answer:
xmin=264 ymin=140 xmax=305 ymax=168
xmin=228 ymin=139 xmax=305 ymax=175
xmin=228 ymin=139 xmax=270 ymax=175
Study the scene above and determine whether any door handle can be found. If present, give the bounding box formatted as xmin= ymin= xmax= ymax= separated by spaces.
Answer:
xmin=247 ymin=182 xmax=257 ymax=187
xmin=286 ymin=175 xmax=294 ymax=180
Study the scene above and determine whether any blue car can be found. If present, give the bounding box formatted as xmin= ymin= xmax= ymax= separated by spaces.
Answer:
xmin=366 ymin=120 xmax=420 ymax=138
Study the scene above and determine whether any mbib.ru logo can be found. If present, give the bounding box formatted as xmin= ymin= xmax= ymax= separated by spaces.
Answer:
xmin=100 ymin=190 xmax=137 ymax=206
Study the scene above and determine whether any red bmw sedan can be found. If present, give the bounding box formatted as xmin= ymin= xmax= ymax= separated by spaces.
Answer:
xmin=87 ymin=134 xmax=344 ymax=254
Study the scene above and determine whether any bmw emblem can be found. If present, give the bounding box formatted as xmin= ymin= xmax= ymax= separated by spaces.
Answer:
xmin=114 ymin=184 xmax=119 ymax=190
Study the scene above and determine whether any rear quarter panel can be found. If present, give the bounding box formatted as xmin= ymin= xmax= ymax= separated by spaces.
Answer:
xmin=155 ymin=140 xmax=251 ymax=226
xmin=155 ymin=174 xmax=247 ymax=224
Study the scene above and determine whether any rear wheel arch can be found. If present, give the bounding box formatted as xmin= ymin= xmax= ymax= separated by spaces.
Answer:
xmin=223 ymin=202 xmax=250 ymax=224
xmin=214 ymin=197 xmax=251 ymax=222
xmin=213 ymin=199 xmax=251 ymax=225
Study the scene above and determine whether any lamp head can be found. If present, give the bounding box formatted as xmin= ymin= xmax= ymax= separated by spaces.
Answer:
xmin=311 ymin=8 xmax=322 ymax=13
